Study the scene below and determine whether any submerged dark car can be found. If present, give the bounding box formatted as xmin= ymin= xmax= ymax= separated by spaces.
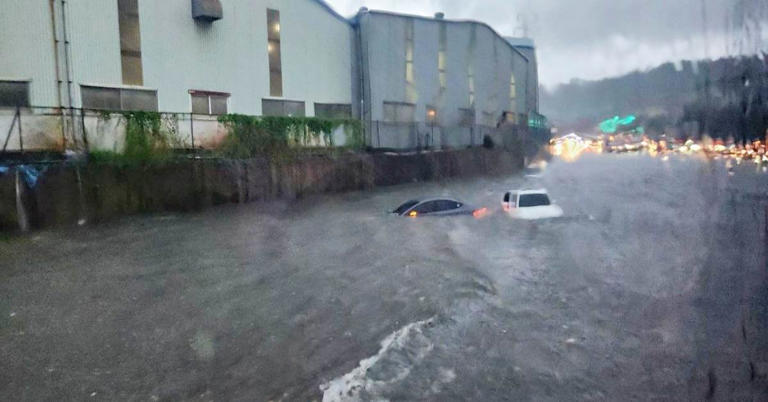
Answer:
xmin=393 ymin=197 xmax=486 ymax=218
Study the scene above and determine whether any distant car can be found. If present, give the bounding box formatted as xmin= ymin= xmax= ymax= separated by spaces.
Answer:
xmin=501 ymin=189 xmax=563 ymax=220
xmin=524 ymin=166 xmax=544 ymax=178
xmin=393 ymin=197 xmax=486 ymax=218
xmin=524 ymin=161 xmax=547 ymax=178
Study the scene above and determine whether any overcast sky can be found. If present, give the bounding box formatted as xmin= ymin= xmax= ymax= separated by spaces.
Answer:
xmin=326 ymin=0 xmax=767 ymax=89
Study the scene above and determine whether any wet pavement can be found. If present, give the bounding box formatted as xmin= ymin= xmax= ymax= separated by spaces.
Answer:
xmin=1 ymin=153 xmax=767 ymax=401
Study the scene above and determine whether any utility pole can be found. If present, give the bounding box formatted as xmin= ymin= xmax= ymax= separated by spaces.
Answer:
xmin=700 ymin=0 xmax=711 ymax=139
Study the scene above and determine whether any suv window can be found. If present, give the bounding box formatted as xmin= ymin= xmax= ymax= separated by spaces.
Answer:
xmin=504 ymin=192 xmax=517 ymax=206
xmin=394 ymin=200 xmax=419 ymax=215
xmin=518 ymin=194 xmax=551 ymax=207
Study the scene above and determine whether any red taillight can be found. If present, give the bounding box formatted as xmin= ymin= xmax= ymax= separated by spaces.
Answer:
xmin=473 ymin=208 xmax=488 ymax=218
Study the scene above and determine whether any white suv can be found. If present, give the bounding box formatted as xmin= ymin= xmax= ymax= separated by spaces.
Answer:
xmin=502 ymin=189 xmax=563 ymax=220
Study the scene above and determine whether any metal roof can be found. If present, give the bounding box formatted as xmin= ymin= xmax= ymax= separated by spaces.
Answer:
xmin=354 ymin=9 xmax=530 ymax=62
xmin=504 ymin=37 xmax=536 ymax=49
xmin=311 ymin=0 xmax=351 ymax=24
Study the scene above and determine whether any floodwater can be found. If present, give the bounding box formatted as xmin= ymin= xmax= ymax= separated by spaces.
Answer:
xmin=1 ymin=154 xmax=767 ymax=401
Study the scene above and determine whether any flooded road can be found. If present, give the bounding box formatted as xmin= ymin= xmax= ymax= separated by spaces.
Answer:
xmin=1 ymin=154 xmax=767 ymax=401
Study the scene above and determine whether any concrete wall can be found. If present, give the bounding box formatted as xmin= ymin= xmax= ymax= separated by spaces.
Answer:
xmin=0 ymin=108 xmax=359 ymax=153
xmin=357 ymin=11 xmax=532 ymax=150
xmin=0 ymin=148 xmax=523 ymax=232
xmin=0 ymin=0 xmax=354 ymax=116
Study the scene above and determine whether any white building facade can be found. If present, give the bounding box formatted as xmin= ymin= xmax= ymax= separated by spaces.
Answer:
xmin=0 ymin=1 xmax=540 ymax=151
xmin=0 ymin=0 xmax=354 ymax=113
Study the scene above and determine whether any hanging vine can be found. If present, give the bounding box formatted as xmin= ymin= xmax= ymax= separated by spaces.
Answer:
xmin=217 ymin=114 xmax=363 ymax=160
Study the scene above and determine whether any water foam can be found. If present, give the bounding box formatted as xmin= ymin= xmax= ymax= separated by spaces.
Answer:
xmin=320 ymin=317 xmax=435 ymax=401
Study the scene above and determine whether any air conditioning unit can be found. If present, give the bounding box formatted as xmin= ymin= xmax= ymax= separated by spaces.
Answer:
xmin=192 ymin=0 xmax=223 ymax=22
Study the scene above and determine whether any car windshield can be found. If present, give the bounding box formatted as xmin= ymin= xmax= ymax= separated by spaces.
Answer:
xmin=394 ymin=200 xmax=419 ymax=214
xmin=518 ymin=193 xmax=551 ymax=207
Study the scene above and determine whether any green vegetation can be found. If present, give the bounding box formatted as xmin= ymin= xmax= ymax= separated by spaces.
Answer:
xmin=217 ymin=114 xmax=363 ymax=160
xmin=122 ymin=111 xmax=170 ymax=160
xmin=89 ymin=111 xmax=178 ymax=166
xmin=87 ymin=112 xmax=364 ymax=165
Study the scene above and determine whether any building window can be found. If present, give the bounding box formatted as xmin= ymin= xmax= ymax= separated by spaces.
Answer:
xmin=0 ymin=80 xmax=30 ymax=107
xmin=118 ymin=0 xmax=143 ymax=86
xmin=510 ymin=73 xmax=517 ymax=111
xmin=81 ymin=85 xmax=157 ymax=111
xmin=438 ymin=24 xmax=447 ymax=93
xmin=405 ymin=20 xmax=416 ymax=103
xmin=190 ymin=90 xmax=229 ymax=115
xmin=267 ymin=9 xmax=282 ymax=97
xmin=426 ymin=106 xmax=437 ymax=125
xmin=314 ymin=103 xmax=352 ymax=119
xmin=458 ymin=108 xmax=475 ymax=127
xmin=383 ymin=101 xmax=415 ymax=123
xmin=262 ymin=99 xmax=305 ymax=117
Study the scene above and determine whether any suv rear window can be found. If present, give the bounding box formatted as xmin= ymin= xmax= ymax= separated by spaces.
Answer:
xmin=394 ymin=200 xmax=419 ymax=214
xmin=518 ymin=194 xmax=551 ymax=207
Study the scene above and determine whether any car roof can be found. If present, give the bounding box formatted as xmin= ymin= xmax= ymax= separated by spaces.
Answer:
xmin=413 ymin=197 xmax=463 ymax=203
xmin=508 ymin=189 xmax=549 ymax=196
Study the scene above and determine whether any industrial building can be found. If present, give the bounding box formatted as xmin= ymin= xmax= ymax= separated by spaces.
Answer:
xmin=355 ymin=9 xmax=539 ymax=149
xmin=0 ymin=0 xmax=542 ymax=151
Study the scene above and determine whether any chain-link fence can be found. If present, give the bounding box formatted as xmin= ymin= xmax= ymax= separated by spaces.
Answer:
xmin=1 ymin=106 xmax=548 ymax=158
xmin=364 ymin=119 xmax=541 ymax=152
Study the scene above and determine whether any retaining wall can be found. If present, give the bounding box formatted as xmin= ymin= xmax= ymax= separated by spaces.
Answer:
xmin=0 ymin=148 xmax=523 ymax=232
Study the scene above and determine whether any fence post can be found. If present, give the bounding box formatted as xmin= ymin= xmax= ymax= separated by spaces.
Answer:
xmin=80 ymin=108 xmax=89 ymax=152
xmin=376 ymin=120 xmax=381 ymax=149
xmin=2 ymin=109 xmax=17 ymax=153
xmin=15 ymin=169 xmax=29 ymax=232
xmin=17 ymin=106 xmax=23 ymax=153
xmin=190 ymin=113 xmax=196 ymax=152
xmin=59 ymin=109 xmax=67 ymax=151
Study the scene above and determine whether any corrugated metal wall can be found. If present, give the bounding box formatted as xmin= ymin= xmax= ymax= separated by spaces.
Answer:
xmin=0 ymin=0 xmax=59 ymax=107
xmin=65 ymin=0 xmax=123 ymax=108
xmin=1 ymin=0 xmax=354 ymax=116
xmin=362 ymin=13 xmax=530 ymax=125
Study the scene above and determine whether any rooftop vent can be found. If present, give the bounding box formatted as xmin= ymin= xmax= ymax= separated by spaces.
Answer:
xmin=435 ymin=12 xmax=445 ymax=19
xmin=192 ymin=0 xmax=222 ymax=22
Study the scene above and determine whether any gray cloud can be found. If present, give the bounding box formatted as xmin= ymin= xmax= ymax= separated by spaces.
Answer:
xmin=326 ymin=0 xmax=767 ymax=88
